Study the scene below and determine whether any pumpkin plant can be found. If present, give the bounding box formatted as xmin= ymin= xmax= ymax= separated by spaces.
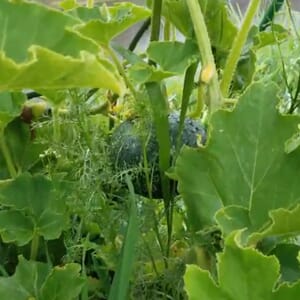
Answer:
xmin=0 ymin=0 xmax=300 ymax=299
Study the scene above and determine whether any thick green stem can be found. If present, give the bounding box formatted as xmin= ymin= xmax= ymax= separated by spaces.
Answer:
xmin=129 ymin=18 xmax=151 ymax=51
xmin=30 ymin=234 xmax=40 ymax=260
xmin=52 ymin=107 xmax=61 ymax=144
xmin=176 ymin=63 xmax=198 ymax=155
xmin=164 ymin=19 xmax=171 ymax=41
xmin=0 ymin=132 xmax=17 ymax=178
xmin=87 ymin=0 xmax=94 ymax=8
xmin=259 ymin=0 xmax=284 ymax=31
xmin=145 ymin=82 xmax=171 ymax=261
xmin=81 ymin=238 xmax=89 ymax=300
xmin=186 ymin=0 xmax=222 ymax=113
xmin=150 ymin=0 xmax=162 ymax=42
xmin=189 ymin=83 xmax=206 ymax=118
xmin=106 ymin=47 xmax=138 ymax=101
xmin=220 ymin=0 xmax=261 ymax=97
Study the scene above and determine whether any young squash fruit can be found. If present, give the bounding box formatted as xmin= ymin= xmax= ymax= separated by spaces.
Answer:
xmin=110 ymin=112 xmax=206 ymax=198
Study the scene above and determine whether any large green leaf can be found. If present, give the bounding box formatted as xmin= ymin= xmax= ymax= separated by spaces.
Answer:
xmin=270 ymin=243 xmax=300 ymax=283
xmin=162 ymin=0 xmax=237 ymax=50
xmin=0 ymin=0 xmax=125 ymax=94
xmin=161 ymin=0 xmax=192 ymax=37
xmin=184 ymin=232 xmax=300 ymax=300
xmin=0 ymin=256 xmax=84 ymax=300
xmin=175 ymin=82 xmax=300 ymax=239
xmin=3 ymin=117 xmax=47 ymax=174
xmin=125 ymin=40 xmax=199 ymax=84
xmin=0 ymin=94 xmax=26 ymax=178
xmin=74 ymin=3 xmax=151 ymax=46
xmin=174 ymin=147 xmax=223 ymax=229
xmin=199 ymin=0 xmax=237 ymax=51
xmin=147 ymin=40 xmax=199 ymax=73
xmin=0 ymin=173 xmax=68 ymax=245
xmin=0 ymin=1 xmax=80 ymax=63
xmin=248 ymin=205 xmax=300 ymax=245
xmin=0 ymin=92 xmax=25 ymax=131
xmin=40 ymin=264 xmax=85 ymax=300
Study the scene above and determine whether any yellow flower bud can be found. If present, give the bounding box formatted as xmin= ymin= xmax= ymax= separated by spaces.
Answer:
xmin=201 ymin=64 xmax=215 ymax=84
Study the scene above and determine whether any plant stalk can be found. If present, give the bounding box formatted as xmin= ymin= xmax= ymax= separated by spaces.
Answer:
xmin=164 ymin=19 xmax=171 ymax=41
xmin=220 ymin=0 xmax=261 ymax=97
xmin=128 ymin=18 xmax=151 ymax=51
xmin=150 ymin=0 xmax=162 ymax=41
xmin=259 ymin=0 xmax=285 ymax=31
xmin=81 ymin=238 xmax=89 ymax=300
xmin=87 ymin=0 xmax=94 ymax=8
xmin=52 ymin=106 xmax=62 ymax=144
xmin=30 ymin=234 xmax=40 ymax=260
xmin=186 ymin=0 xmax=222 ymax=113
xmin=106 ymin=47 xmax=138 ymax=101
xmin=0 ymin=132 xmax=17 ymax=178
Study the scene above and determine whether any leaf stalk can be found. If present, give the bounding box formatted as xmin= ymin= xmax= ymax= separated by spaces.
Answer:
xmin=0 ymin=132 xmax=17 ymax=178
xmin=220 ymin=0 xmax=261 ymax=97
xmin=186 ymin=0 xmax=222 ymax=113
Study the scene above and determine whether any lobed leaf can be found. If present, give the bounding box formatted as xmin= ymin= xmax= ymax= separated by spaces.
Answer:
xmin=41 ymin=264 xmax=85 ymax=300
xmin=184 ymin=232 xmax=300 ymax=300
xmin=0 ymin=92 xmax=25 ymax=131
xmin=126 ymin=40 xmax=199 ymax=84
xmin=162 ymin=0 xmax=237 ymax=51
xmin=0 ymin=256 xmax=84 ymax=300
xmin=270 ymin=243 xmax=300 ymax=283
xmin=74 ymin=3 xmax=151 ymax=46
xmin=0 ymin=0 xmax=125 ymax=94
xmin=175 ymin=82 xmax=300 ymax=240
xmin=0 ymin=173 xmax=68 ymax=245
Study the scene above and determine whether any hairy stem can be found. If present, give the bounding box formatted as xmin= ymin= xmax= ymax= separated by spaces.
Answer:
xmin=87 ymin=0 xmax=94 ymax=8
xmin=106 ymin=47 xmax=138 ymax=100
xmin=163 ymin=18 xmax=171 ymax=41
xmin=30 ymin=234 xmax=40 ymax=260
xmin=150 ymin=0 xmax=162 ymax=42
xmin=186 ymin=0 xmax=222 ymax=113
xmin=259 ymin=0 xmax=285 ymax=31
xmin=220 ymin=0 xmax=261 ymax=97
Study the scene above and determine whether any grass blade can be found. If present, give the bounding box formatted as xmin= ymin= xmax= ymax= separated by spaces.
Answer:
xmin=108 ymin=177 xmax=139 ymax=300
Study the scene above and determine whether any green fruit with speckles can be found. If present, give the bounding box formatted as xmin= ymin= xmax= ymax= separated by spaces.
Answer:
xmin=110 ymin=112 xmax=206 ymax=198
